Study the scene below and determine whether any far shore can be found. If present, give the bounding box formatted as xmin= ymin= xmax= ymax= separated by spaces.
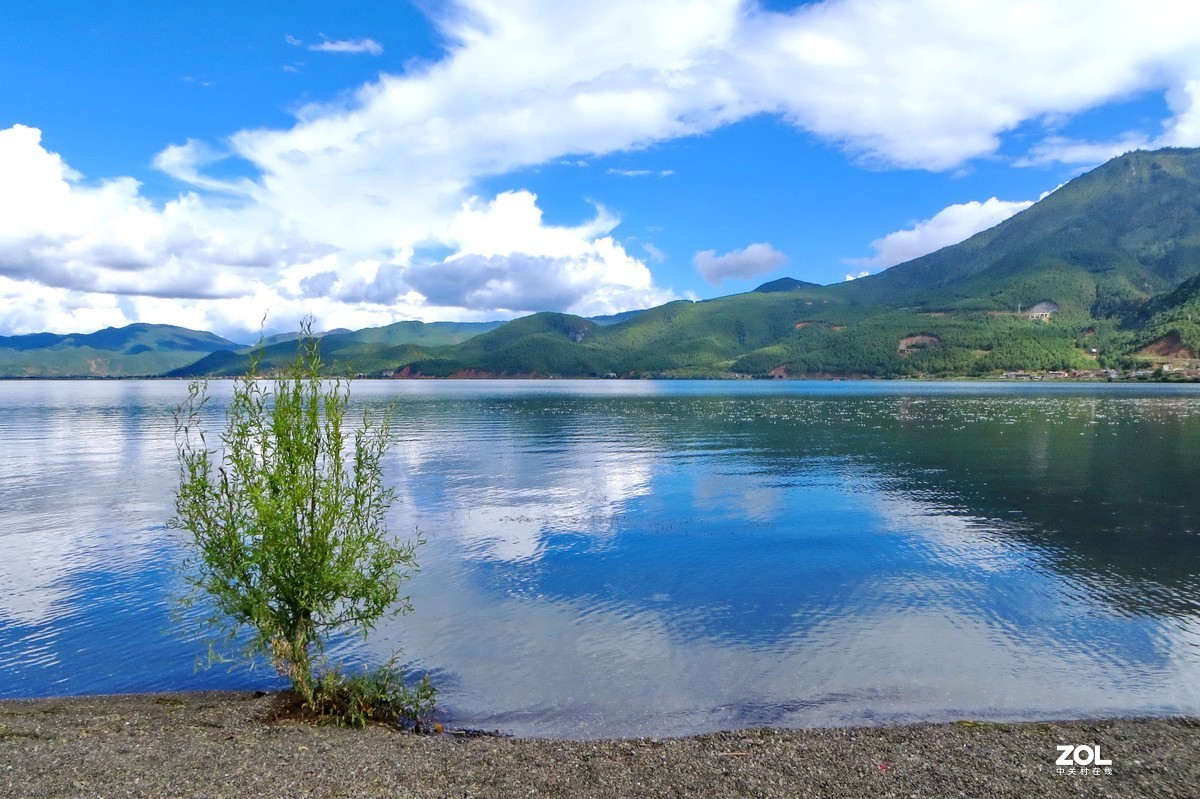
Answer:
xmin=2 ymin=372 xmax=1199 ymax=383
xmin=2 ymin=692 xmax=1197 ymax=798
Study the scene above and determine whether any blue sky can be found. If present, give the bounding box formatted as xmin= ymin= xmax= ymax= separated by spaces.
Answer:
xmin=0 ymin=0 xmax=1197 ymax=339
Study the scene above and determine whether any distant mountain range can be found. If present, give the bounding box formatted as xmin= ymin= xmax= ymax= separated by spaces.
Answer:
xmin=167 ymin=320 xmax=505 ymax=378
xmin=0 ymin=324 xmax=242 ymax=378
xmin=7 ymin=147 xmax=1200 ymax=379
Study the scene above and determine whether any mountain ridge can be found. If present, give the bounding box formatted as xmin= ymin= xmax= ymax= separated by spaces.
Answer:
xmin=832 ymin=147 xmax=1200 ymax=316
xmin=8 ymin=146 xmax=1200 ymax=379
xmin=0 ymin=324 xmax=245 ymax=377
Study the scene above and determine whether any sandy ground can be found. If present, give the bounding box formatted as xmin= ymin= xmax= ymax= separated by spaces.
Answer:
xmin=1 ymin=692 xmax=1197 ymax=798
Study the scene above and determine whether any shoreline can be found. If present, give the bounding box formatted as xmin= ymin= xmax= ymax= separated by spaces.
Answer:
xmin=3 ymin=372 xmax=1199 ymax=383
xmin=3 ymin=692 xmax=1197 ymax=798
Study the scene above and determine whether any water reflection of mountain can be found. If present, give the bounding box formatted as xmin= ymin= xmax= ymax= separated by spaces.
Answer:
xmin=5 ymin=381 xmax=1198 ymax=726
xmin=392 ymin=391 xmax=1200 ymax=638
xmin=670 ymin=393 xmax=1200 ymax=620
xmin=867 ymin=395 xmax=1200 ymax=617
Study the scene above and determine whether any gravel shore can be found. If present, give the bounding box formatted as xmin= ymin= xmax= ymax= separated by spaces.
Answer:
xmin=2 ymin=692 xmax=1197 ymax=798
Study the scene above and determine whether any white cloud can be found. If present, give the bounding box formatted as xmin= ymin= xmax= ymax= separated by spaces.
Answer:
xmin=694 ymin=242 xmax=787 ymax=284
xmin=642 ymin=243 xmax=666 ymax=263
xmin=309 ymin=37 xmax=384 ymax=56
xmin=1162 ymin=78 xmax=1200 ymax=146
xmin=0 ymin=125 xmax=358 ymax=337
xmin=152 ymin=139 xmax=254 ymax=194
xmin=404 ymin=191 xmax=671 ymax=315
xmin=607 ymin=168 xmax=674 ymax=177
xmin=0 ymin=125 xmax=672 ymax=336
xmin=10 ymin=0 xmax=1200 ymax=335
xmin=1018 ymin=76 xmax=1200 ymax=168
xmin=0 ymin=126 xmax=323 ymax=298
xmin=853 ymin=197 xmax=1035 ymax=270
xmin=1016 ymin=133 xmax=1152 ymax=169
xmin=275 ymin=190 xmax=671 ymax=318
xmin=717 ymin=0 xmax=1200 ymax=169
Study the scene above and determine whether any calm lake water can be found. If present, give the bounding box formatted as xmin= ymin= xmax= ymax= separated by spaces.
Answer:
xmin=1 ymin=379 xmax=1199 ymax=737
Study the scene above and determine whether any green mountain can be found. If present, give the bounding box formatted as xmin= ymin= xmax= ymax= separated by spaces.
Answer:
xmin=834 ymin=147 xmax=1200 ymax=315
xmin=167 ymin=320 xmax=503 ymax=378
xmin=0 ymin=324 xmax=244 ymax=377
xmin=383 ymin=147 xmax=1200 ymax=379
xmin=259 ymin=327 xmax=353 ymax=346
xmin=753 ymin=277 xmax=824 ymax=293
xmin=389 ymin=290 xmax=1101 ymax=378
xmin=1120 ymin=272 xmax=1200 ymax=361
xmin=12 ymin=146 xmax=1200 ymax=380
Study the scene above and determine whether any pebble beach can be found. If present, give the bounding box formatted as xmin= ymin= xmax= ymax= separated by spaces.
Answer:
xmin=2 ymin=692 xmax=1198 ymax=798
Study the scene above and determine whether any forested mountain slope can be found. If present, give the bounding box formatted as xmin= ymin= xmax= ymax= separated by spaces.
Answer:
xmin=0 ymin=324 xmax=243 ymax=377
xmin=13 ymin=148 xmax=1200 ymax=379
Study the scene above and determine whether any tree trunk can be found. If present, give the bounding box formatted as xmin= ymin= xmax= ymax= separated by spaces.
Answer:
xmin=289 ymin=616 xmax=313 ymax=702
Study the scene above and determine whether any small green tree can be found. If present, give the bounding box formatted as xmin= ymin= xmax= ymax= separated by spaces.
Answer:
xmin=171 ymin=323 xmax=423 ymax=714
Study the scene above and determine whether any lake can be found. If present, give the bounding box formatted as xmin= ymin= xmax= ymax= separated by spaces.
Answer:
xmin=1 ymin=379 xmax=1198 ymax=738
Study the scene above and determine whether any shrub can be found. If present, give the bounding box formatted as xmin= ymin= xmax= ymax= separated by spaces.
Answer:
xmin=308 ymin=660 xmax=438 ymax=730
xmin=171 ymin=321 xmax=431 ymax=724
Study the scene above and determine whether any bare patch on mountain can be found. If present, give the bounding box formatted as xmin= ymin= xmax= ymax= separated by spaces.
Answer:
xmin=898 ymin=335 xmax=942 ymax=355
xmin=1136 ymin=331 xmax=1195 ymax=360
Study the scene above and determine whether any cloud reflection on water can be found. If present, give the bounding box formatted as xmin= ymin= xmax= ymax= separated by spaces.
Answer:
xmin=1 ymin=380 xmax=1199 ymax=738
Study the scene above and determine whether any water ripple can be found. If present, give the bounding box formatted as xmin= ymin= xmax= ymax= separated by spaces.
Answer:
xmin=2 ymin=380 xmax=1200 ymax=735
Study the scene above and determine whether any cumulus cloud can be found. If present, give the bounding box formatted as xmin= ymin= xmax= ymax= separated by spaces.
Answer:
xmin=0 ymin=126 xmax=328 ymax=299
xmin=694 ymin=243 xmax=787 ymax=284
xmin=184 ymin=0 xmax=1200 ymax=265
xmin=1018 ymin=76 xmax=1200 ymax=168
xmin=404 ymin=191 xmax=671 ymax=315
xmin=273 ymin=190 xmax=671 ymax=317
xmin=1163 ymin=78 xmax=1200 ymax=146
xmin=215 ymin=0 xmax=1200 ymax=249
xmin=852 ymin=197 xmax=1035 ymax=270
xmin=404 ymin=254 xmax=590 ymax=312
xmin=746 ymin=0 xmax=1200 ymax=170
xmin=0 ymin=125 xmax=349 ymax=337
xmin=10 ymin=0 xmax=1200 ymax=335
xmin=0 ymin=124 xmax=672 ymax=336
xmin=298 ymin=270 xmax=340 ymax=298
